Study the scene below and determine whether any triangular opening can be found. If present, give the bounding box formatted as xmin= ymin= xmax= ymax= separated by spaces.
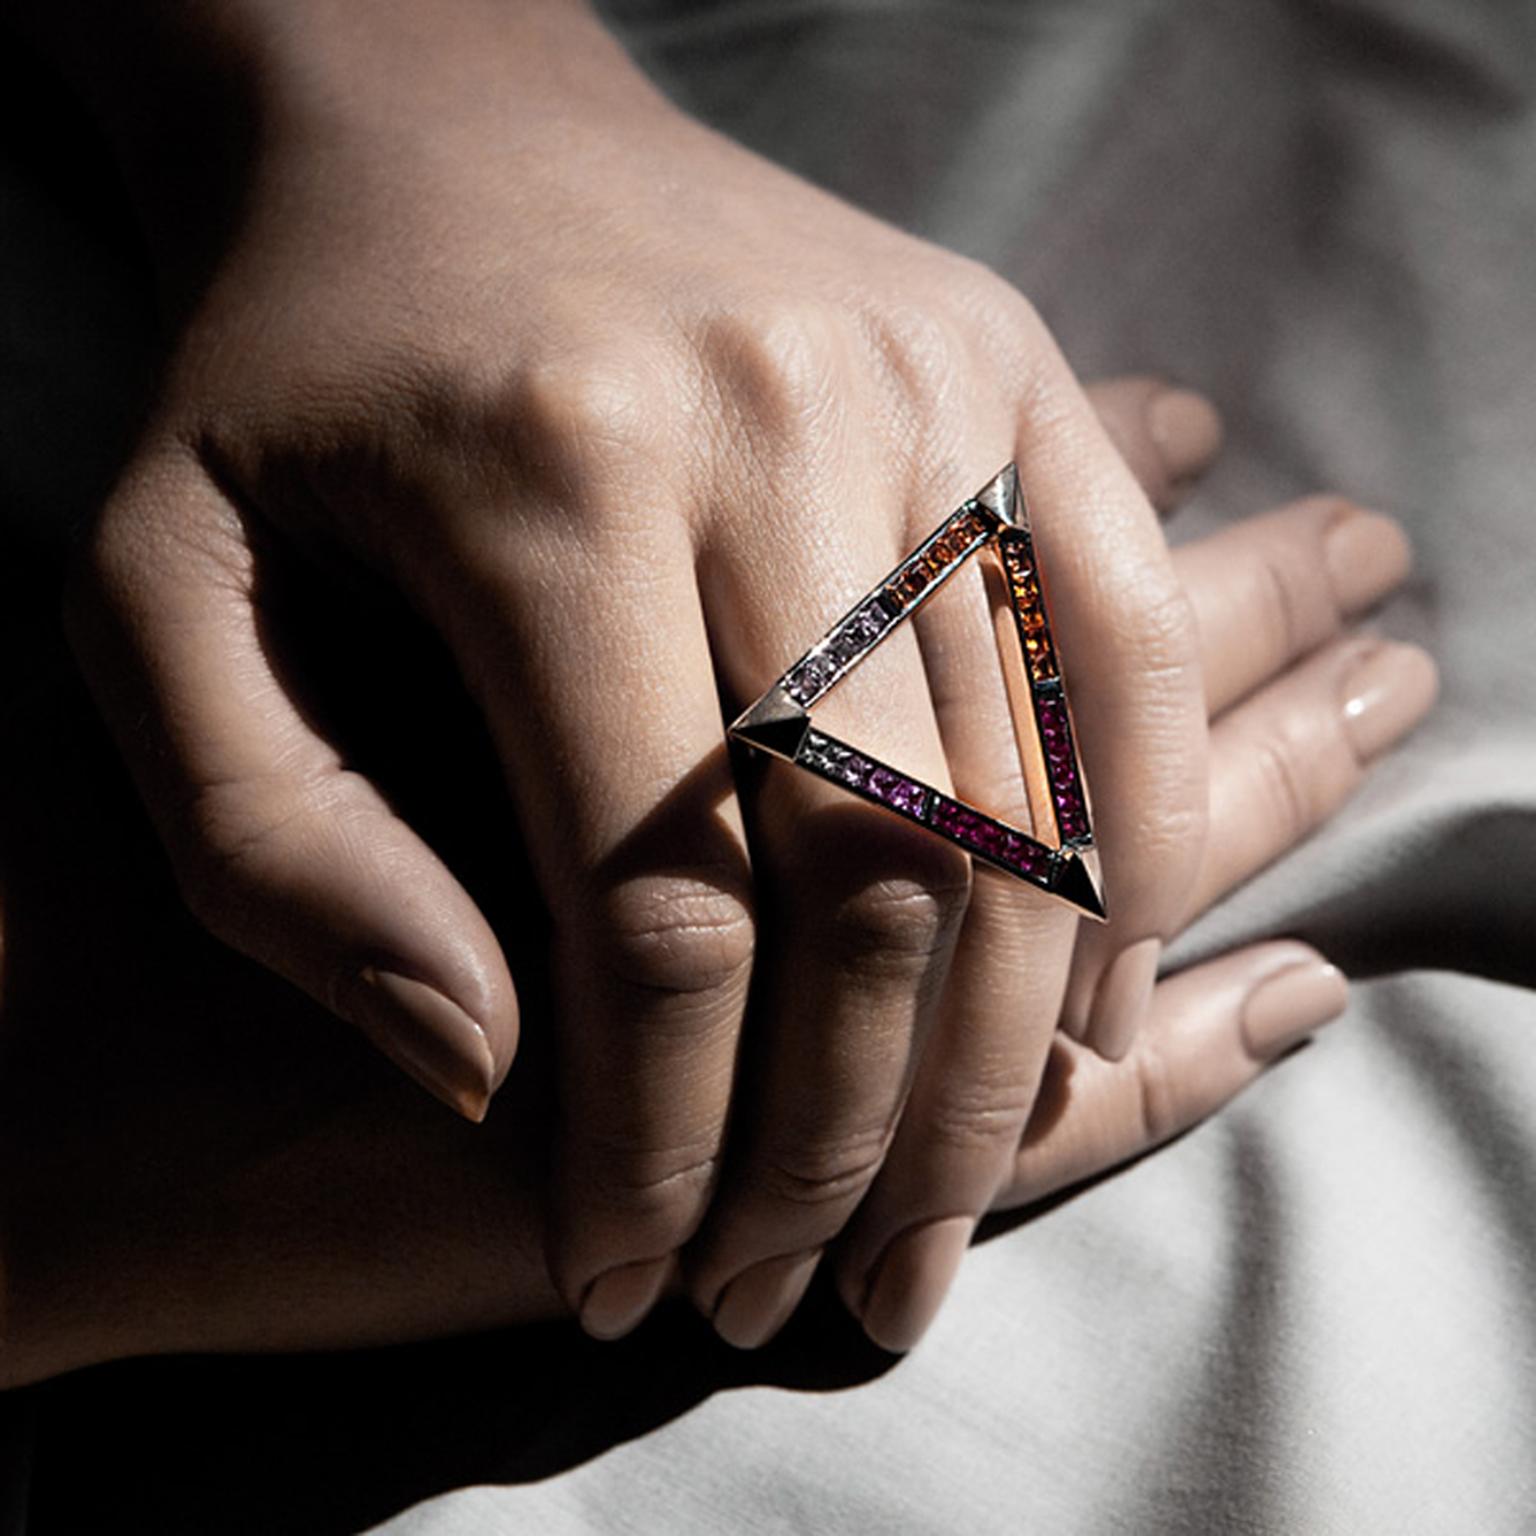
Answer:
xmin=730 ymin=465 xmax=1105 ymax=920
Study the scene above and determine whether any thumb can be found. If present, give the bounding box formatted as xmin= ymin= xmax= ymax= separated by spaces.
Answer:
xmin=66 ymin=445 xmax=518 ymax=1119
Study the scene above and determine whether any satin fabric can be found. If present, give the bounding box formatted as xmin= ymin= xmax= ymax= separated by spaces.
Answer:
xmin=4 ymin=2 xmax=1534 ymax=1530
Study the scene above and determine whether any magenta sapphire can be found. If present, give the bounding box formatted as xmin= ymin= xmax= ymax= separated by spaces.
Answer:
xmin=930 ymin=797 xmax=1047 ymax=878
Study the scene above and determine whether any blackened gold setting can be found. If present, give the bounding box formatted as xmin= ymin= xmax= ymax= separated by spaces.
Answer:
xmin=729 ymin=465 xmax=1105 ymax=920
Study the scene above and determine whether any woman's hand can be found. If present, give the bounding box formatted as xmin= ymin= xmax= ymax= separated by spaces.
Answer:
xmin=52 ymin=0 xmax=1213 ymax=1348
xmin=0 ymin=403 xmax=1433 ymax=1386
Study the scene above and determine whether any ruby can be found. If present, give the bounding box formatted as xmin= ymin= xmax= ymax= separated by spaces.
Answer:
xmin=970 ymin=820 xmax=1005 ymax=856
xmin=1001 ymin=837 xmax=1041 ymax=874
xmin=932 ymin=799 xmax=978 ymax=839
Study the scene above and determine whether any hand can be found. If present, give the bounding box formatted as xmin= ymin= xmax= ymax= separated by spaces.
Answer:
xmin=58 ymin=1 xmax=1213 ymax=1348
xmin=0 ymin=400 xmax=1432 ymax=1385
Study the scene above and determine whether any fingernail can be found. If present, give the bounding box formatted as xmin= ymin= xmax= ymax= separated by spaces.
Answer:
xmin=1340 ymin=641 xmax=1439 ymax=763
xmin=1242 ymin=959 xmax=1349 ymax=1059
xmin=1086 ymin=937 xmax=1162 ymax=1061
xmin=345 ymin=968 xmax=495 ymax=1121
xmin=579 ymin=1255 xmax=674 ymax=1341
xmin=712 ymin=1249 xmax=823 ymax=1350
xmin=860 ymin=1216 xmax=974 ymax=1353
xmin=1324 ymin=507 xmax=1413 ymax=614
xmin=1147 ymin=388 xmax=1223 ymax=488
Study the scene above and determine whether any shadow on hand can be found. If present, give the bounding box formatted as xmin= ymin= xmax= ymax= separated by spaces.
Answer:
xmin=2 ymin=574 xmax=900 ymax=1536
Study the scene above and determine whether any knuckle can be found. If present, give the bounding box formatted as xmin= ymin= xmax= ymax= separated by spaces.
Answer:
xmin=590 ymin=873 xmax=756 ymax=1004
xmin=946 ymin=262 xmax=1050 ymax=369
xmin=827 ymin=868 xmax=970 ymax=980
xmin=857 ymin=303 xmax=969 ymax=426
xmin=1248 ymin=728 xmax=1316 ymax=844
xmin=1250 ymin=541 xmax=1327 ymax=664
xmin=755 ymin=1126 xmax=893 ymax=1210
xmin=492 ymin=349 xmax=663 ymax=500
xmin=576 ymin=1126 xmax=721 ymax=1225
xmin=698 ymin=299 xmax=846 ymax=448
xmin=926 ymin=1076 xmax=1040 ymax=1156
xmin=1133 ymin=1040 xmax=1185 ymax=1145
xmin=170 ymin=775 xmax=320 ymax=941
xmin=1113 ymin=576 xmax=1201 ymax=679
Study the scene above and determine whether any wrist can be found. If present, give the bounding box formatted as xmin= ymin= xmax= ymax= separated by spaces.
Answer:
xmin=14 ymin=0 xmax=662 ymax=277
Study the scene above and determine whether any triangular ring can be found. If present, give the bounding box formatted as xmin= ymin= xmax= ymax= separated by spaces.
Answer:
xmin=728 ymin=465 xmax=1106 ymax=921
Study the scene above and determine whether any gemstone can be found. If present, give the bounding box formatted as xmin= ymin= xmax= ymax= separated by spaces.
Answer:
xmin=787 ymin=654 xmax=837 ymax=703
xmin=869 ymin=767 xmax=926 ymax=815
xmin=855 ymin=602 xmax=889 ymax=640
xmin=931 ymin=798 xmax=976 ymax=838
xmin=999 ymin=836 xmax=1043 ymax=875
xmin=970 ymin=820 xmax=1005 ymax=856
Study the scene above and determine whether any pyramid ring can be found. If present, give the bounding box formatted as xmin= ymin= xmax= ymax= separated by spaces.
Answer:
xmin=727 ymin=464 xmax=1107 ymax=921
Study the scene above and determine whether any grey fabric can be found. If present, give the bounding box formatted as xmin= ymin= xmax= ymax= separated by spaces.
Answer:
xmin=5 ymin=0 xmax=1535 ymax=1530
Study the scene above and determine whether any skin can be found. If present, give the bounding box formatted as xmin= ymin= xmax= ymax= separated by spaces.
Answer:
xmin=0 ymin=389 xmax=1434 ymax=1388
xmin=9 ymin=0 xmax=1434 ymax=1355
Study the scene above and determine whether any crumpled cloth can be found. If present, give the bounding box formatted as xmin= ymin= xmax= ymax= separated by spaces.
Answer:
xmin=4 ymin=1 xmax=1535 ymax=1531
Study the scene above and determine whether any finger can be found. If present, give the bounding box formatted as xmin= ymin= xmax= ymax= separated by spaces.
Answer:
xmin=1173 ymin=496 xmax=1414 ymax=717
xmin=826 ymin=504 xmax=1077 ymax=1352
xmin=997 ymin=942 xmax=1348 ymax=1212
xmin=418 ymin=471 xmax=754 ymax=1342
xmin=829 ymin=359 xmax=1222 ymax=1345
xmin=1083 ymin=377 xmax=1223 ymax=516
xmin=1182 ymin=634 xmax=1438 ymax=923
xmin=686 ymin=453 xmax=970 ymax=1350
xmin=66 ymin=446 xmax=518 ymax=1118
xmin=999 ymin=330 xmax=1208 ymax=1064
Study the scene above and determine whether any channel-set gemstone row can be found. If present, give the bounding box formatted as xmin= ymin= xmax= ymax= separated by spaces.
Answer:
xmin=997 ymin=531 xmax=1092 ymax=846
xmin=999 ymin=533 xmax=1058 ymax=685
xmin=782 ymin=502 xmax=990 ymax=707
xmin=749 ymin=468 xmax=1096 ymax=900
xmin=1035 ymin=686 xmax=1090 ymax=843
xmin=797 ymin=728 xmax=1058 ymax=890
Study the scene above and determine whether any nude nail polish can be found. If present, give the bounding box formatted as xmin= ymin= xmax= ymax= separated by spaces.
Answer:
xmin=860 ymin=1216 xmax=974 ymax=1354
xmin=579 ymin=1256 xmax=674 ymax=1341
xmin=1242 ymin=959 xmax=1349 ymax=1060
xmin=345 ymin=968 xmax=495 ymax=1121
xmin=1147 ymin=389 xmax=1223 ymax=487
xmin=1340 ymin=642 xmax=1439 ymax=763
xmin=713 ymin=1249 xmax=823 ymax=1350
xmin=1086 ymin=937 xmax=1162 ymax=1061
xmin=1323 ymin=508 xmax=1413 ymax=614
